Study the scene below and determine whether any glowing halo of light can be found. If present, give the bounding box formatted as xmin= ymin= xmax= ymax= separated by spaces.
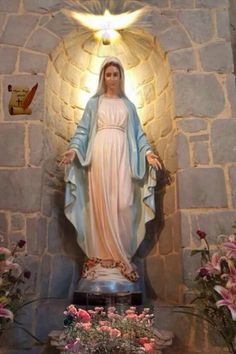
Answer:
xmin=63 ymin=7 xmax=148 ymax=45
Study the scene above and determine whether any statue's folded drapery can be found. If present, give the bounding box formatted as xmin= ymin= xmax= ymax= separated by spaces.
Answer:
xmin=64 ymin=95 xmax=156 ymax=281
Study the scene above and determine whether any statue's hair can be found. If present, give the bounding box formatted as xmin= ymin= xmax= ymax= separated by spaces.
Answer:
xmin=95 ymin=57 xmax=126 ymax=97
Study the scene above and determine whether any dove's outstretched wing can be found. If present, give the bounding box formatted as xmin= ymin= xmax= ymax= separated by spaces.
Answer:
xmin=63 ymin=8 xmax=144 ymax=31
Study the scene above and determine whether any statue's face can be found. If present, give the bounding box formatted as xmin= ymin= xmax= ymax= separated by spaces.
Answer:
xmin=104 ymin=65 xmax=120 ymax=92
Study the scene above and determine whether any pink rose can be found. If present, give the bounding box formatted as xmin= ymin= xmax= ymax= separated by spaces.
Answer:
xmin=125 ymin=309 xmax=135 ymax=315
xmin=109 ymin=328 xmax=121 ymax=338
xmin=98 ymin=325 xmax=111 ymax=333
xmin=126 ymin=313 xmax=138 ymax=319
xmin=98 ymin=320 xmax=109 ymax=326
xmin=143 ymin=342 xmax=154 ymax=353
xmin=81 ymin=322 xmax=91 ymax=330
xmin=66 ymin=305 xmax=77 ymax=315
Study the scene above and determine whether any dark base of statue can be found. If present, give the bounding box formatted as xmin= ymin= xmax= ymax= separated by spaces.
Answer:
xmin=73 ymin=266 xmax=143 ymax=306
xmin=73 ymin=290 xmax=142 ymax=306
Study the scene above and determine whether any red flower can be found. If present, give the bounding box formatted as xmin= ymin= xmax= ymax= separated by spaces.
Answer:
xmin=17 ymin=240 xmax=26 ymax=248
xmin=23 ymin=270 xmax=31 ymax=279
xmin=199 ymin=268 xmax=209 ymax=278
xmin=139 ymin=337 xmax=149 ymax=345
xmin=196 ymin=230 xmax=206 ymax=239
xmin=76 ymin=309 xmax=91 ymax=322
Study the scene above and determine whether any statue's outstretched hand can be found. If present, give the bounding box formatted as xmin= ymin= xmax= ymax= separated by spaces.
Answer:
xmin=146 ymin=152 xmax=162 ymax=170
xmin=59 ymin=149 xmax=76 ymax=166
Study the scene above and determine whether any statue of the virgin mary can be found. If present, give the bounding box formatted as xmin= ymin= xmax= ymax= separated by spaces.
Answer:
xmin=61 ymin=57 xmax=162 ymax=293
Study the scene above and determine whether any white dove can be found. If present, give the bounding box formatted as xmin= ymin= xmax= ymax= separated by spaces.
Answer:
xmin=63 ymin=8 xmax=147 ymax=44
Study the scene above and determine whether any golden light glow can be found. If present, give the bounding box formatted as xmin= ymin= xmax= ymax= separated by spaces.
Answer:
xmin=63 ymin=8 xmax=145 ymax=44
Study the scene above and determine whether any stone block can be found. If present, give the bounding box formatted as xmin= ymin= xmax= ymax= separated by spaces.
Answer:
xmin=191 ymin=211 xmax=236 ymax=245
xmin=35 ymin=300 xmax=69 ymax=341
xmin=23 ymin=0 xmax=60 ymax=12
xmin=170 ymin=0 xmax=194 ymax=8
xmin=48 ymin=217 xmax=64 ymax=254
xmin=0 ymin=13 xmax=6 ymax=35
xmin=26 ymin=216 xmax=47 ymax=256
xmin=144 ymin=0 xmax=168 ymax=6
xmin=155 ymin=69 xmax=169 ymax=96
xmin=51 ymin=94 xmax=61 ymax=114
xmin=49 ymin=255 xmax=74 ymax=298
xmin=143 ymin=83 xmax=155 ymax=104
xmin=226 ymin=74 xmax=236 ymax=117
xmin=229 ymin=167 xmax=236 ymax=208
xmin=154 ymin=305 xmax=194 ymax=348
xmin=26 ymin=28 xmax=60 ymax=54
xmin=54 ymin=50 xmax=67 ymax=75
xmin=47 ymin=66 xmax=61 ymax=96
xmin=0 ymin=0 xmax=19 ymax=12
xmin=178 ymin=10 xmax=213 ymax=44
xmin=176 ymin=133 xmax=190 ymax=169
xmin=160 ymin=110 xmax=172 ymax=137
xmin=9 ymin=232 xmax=25 ymax=249
xmin=165 ymin=254 xmax=183 ymax=302
xmin=19 ymin=51 xmax=48 ymax=74
xmin=182 ymin=248 xmax=200 ymax=284
xmin=173 ymin=74 xmax=225 ymax=117
xmin=211 ymin=119 xmax=236 ymax=163
xmin=67 ymin=46 xmax=90 ymax=72
xmin=0 ymin=15 xmax=38 ymax=46
xmin=163 ymin=185 xmax=176 ymax=216
xmin=180 ymin=211 xmax=191 ymax=247
xmin=40 ymin=254 xmax=51 ymax=297
xmin=0 ymin=123 xmax=25 ymax=166
xmin=17 ymin=254 xmax=40 ymax=295
xmin=159 ymin=217 xmax=173 ymax=255
xmin=164 ymin=134 xmax=178 ymax=173
xmin=11 ymin=213 xmax=25 ymax=231
xmin=62 ymin=63 xmax=82 ymax=88
xmin=0 ymin=212 xmax=7 ymax=235
xmin=45 ymin=12 xmax=74 ymax=37
xmin=3 ymin=75 xmax=44 ymax=121
xmin=168 ymin=48 xmax=196 ymax=71
xmin=155 ymin=92 xmax=166 ymax=119
xmin=176 ymin=118 xmax=207 ymax=133
xmin=145 ymin=255 xmax=165 ymax=299
xmin=158 ymin=26 xmax=191 ymax=52
xmin=0 ymin=47 xmax=18 ymax=74
xmin=131 ymin=62 xmax=154 ymax=86
xmin=177 ymin=168 xmax=227 ymax=208
xmin=171 ymin=212 xmax=181 ymax=251
xmin=199 ymin=41 xmax=233 ymax=73
xmin=0 ymin=304 xmax=35 ymax=348
xmin=60 ymin=80 xmax=72 ymax=105
xmin=196 ymin=0 xmax=229 ymax=8
xmin=29 ymin=124 xmax=44 ymax=166
xmin=217 ymin=10 xmax=231 ymax=40
xmin=0 ymin=168 xmax=42 ymax=212
xmin=192 ymin=142 xmax=209 ymax=165
xmin=149 ymin=12 xmax=172 ymax=35
xmin=146 ymin=120 xmax=160 ymax=144
xmin=189 ymin=134 xmax=209 ymax=142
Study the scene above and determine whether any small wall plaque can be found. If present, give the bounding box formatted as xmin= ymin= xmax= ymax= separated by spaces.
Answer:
xmin=8 ymin=83 xmax=38 ymax=115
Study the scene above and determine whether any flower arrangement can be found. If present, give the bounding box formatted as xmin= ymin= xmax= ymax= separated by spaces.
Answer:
xmin=62 ymin=305 xmax=162 ymax=353
xmin=0 ymin=239 xmax=31 ymax=335
xmin=182 ymin=229 xmax=236 ymax=353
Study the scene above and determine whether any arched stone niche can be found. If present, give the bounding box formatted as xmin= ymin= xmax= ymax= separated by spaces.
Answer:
xmin=44 ymin=25 xmax=178 ymax=300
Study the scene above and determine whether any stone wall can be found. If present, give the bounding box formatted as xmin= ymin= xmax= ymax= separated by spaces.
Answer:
xmin=0 ymin=0 xmax=236 ymax=352
xmin=144 ymin=0 xmax=236 ymax=307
